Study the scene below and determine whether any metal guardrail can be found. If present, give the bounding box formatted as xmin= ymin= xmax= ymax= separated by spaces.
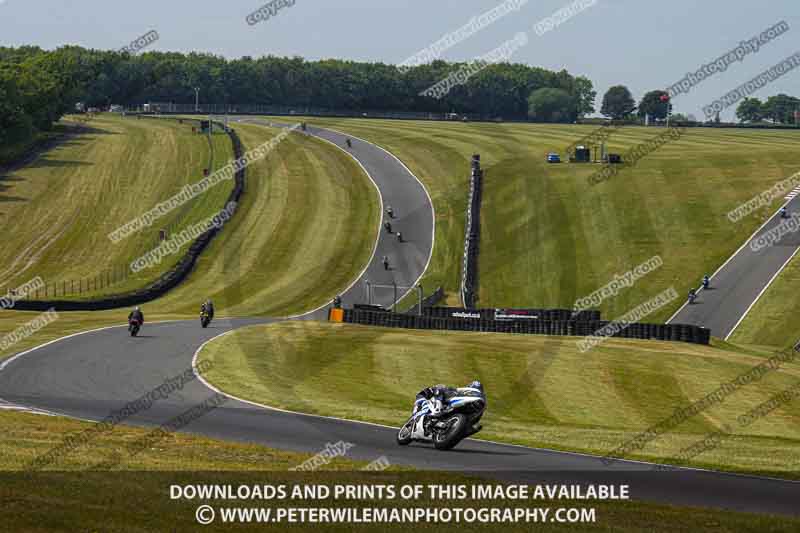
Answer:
xmin=461 ymin=155 xmax=482 ymax=308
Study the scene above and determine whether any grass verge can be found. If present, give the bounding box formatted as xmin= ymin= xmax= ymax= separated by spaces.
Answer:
xmin=198 ymin=321 xmax=800 ymax=478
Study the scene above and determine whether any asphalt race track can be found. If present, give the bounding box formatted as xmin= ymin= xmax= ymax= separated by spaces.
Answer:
xmin=668 ymin=195 xmax=800 ymax=339
xmin=232 ymin=117 xmax=435 ymax=318
xmin=1 ymin=122 xmax=798 ymax=517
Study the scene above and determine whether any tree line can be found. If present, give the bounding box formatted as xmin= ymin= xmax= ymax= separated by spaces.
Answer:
xmin=735 ymin=95 xmax=799 ymax=124
xmin=597 ymin=84 xmax=800 ymax=126
xmin=0 ymin=44 xmax=597 ymax=150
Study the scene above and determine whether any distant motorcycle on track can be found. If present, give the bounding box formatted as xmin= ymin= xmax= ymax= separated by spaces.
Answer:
xmin=128 ymin=318 xmax=142 ymax=337
xmin=200 ymin=310 xmax=212 ymax=328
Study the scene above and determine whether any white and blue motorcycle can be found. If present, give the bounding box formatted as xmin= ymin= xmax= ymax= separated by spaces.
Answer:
xmin=396 ymin=387 xmax=486 ymax=450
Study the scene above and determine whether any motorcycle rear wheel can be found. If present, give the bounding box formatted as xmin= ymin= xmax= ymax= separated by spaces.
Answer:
xmin=433 ymin=413 xmax=468 ymax=450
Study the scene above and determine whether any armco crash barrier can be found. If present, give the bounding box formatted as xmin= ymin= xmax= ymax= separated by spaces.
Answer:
xmin=460 ymin=155 xmax=483 ymax=308
xmin=341 ymin=309 xmax=710 ymax=345
xmin=10 ymin=118 xmax=248 ymax=312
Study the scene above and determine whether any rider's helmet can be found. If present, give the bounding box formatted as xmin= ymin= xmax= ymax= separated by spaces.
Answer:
xmin=134 ymin=306 xmax=140 ymax=311
xmin=468 ymin=380 xmax=483 ymax=392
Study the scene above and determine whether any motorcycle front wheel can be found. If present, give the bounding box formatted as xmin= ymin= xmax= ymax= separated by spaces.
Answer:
xmin=433 ymin=413 xmax=468 ymax=450
xmin=396 ymin=419 xmax=414 ymax=445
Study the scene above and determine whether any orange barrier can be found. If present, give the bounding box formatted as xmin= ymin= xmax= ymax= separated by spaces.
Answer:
xmin=329 ymin=308 xmax=344 ymax=322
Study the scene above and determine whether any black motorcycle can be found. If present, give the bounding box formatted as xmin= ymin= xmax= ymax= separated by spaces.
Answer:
xmin=200 ymin=310 xmax=212 ymax=328
xmin=129 ymin=319 xmax=142 ymax=337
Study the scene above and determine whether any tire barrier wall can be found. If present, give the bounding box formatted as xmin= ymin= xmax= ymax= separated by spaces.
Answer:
xmin=461 ymin=154 xmax=483 ymax=308
xmin=10 ymin=118 xmax=246 ymax=312
xmin=422 ymin=306 xmax=601 ymax=322
xmin=342 ymin=309 xmax=711 ymax=346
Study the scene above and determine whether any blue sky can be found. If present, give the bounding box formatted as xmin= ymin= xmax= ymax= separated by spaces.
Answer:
xmin=1 ymin=0 xmax=798 ymax=119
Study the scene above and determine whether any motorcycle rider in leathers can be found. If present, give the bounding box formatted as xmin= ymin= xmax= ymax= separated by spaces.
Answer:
xmin=414 ymin=380 xmax=485 ymax=437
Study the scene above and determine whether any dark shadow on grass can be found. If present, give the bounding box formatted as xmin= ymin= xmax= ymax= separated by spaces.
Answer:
xmin=0 ymin=195 xmax=28 ymax=203
xmin=71 ymin=125 xmax=120 ymax=136
xmin=22 ymin=158 xmax=92 ymax=170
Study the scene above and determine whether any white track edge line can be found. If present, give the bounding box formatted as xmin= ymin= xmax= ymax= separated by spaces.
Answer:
xmin=189 ymin=329 xmax=800 ymax=484
xmin=239 ymin=118 xmax=436 ymax=317
xmin=280 ymin=126 xmax=384 ymax=319
xmin=11 ymin=119 xmax=792 ymax=483
xmin=305 ymin=123 xmax=436 ymax=306
xmin=724 ymin=244 xmax=800 ymax=341
xmin=666 ymin=204 xmax=789 ymax=325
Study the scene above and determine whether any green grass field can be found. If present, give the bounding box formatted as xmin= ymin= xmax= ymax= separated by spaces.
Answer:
xmin=150 ymin=122 xmax=379 ymax=316
xmin=0 ymin=114 xmax=235 ymax=299
xmin=300 ymin=118 xmax=800 ymax=324
xmin=198 ymin=321 xmax=800 ymax=478
xmin=728 ymin=250 xmax=800 ymax=349
xmin=0 ymin=118 xmax=379 ymax=361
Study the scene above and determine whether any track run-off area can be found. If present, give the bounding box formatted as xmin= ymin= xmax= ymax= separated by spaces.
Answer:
xmin=0 ymin=121 xmax=798 ymax=517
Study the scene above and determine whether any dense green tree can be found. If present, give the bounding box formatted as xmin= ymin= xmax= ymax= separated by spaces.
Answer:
xmin=0 ymin=73 xmax=32 ymax=143
xmin=0 ymin=44 xmax=598 ymax=152
xmin=573 ymin=76 xmax=596 ymax=117
xmin=527 ymin=87 xmax=576 ymax=123
xmin=637 ymin=90 xmax=670 ymax=120
xmin=762 ymin=94 xmax=800 ymax=124
xmin=601 ymin=85 xmax=636 ymax=120
xmin=736 ymin=98 xmax=763 ymax=123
